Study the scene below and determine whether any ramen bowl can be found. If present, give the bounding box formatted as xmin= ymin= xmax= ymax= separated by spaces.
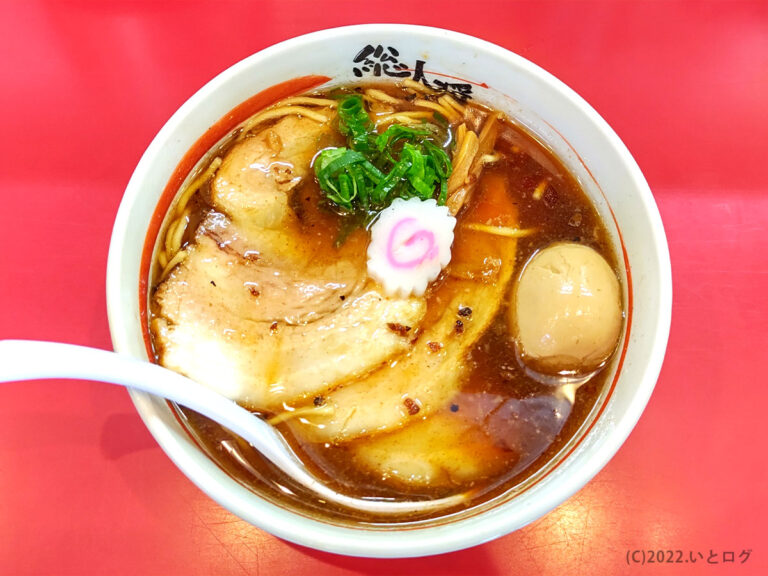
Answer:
xmin=106 ymin=24 xmax=671 ymax=557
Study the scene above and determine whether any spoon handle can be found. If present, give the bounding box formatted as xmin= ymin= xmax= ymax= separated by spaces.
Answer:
xmin=0 ymin=339 xmax=468 ymax=514
xmin=0 ymin=339 xmax=300 ymax=473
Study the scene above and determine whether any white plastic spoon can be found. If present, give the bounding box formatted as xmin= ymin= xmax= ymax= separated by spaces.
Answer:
xmin=0 ymin=339 xmax=467 ymax=515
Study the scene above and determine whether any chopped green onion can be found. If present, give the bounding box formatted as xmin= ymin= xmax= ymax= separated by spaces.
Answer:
xmin=373 ymin=157 xmax=412 ymax=204
xmin=314 ymin=94 xmax=453 ymax=214
xmin=338 ymin=95 xmax=374 ymax=152
xmin=438 ymin=179 xmax=448 ymax=205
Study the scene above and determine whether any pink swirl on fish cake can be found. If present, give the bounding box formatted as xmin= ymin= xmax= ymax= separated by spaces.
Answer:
xmin=386 ymin=217 xmax=439 ymax=269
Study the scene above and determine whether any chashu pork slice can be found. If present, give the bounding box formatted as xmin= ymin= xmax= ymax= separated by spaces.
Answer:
xmin=290 ymin=249 xmax=517 ymax=442
xmin=153 ymin=112 xmax=428 ymax=411
xmin=350 ymin=408 xmax=511 ymax=488
xmin=182 ymin=212 xmax=365 ymax=325
xmin=350 ymin=392 xmax=572 ymax=488
xmin=152 ymin=230 xmax=426 ymax=412
xmin=211 ymin=114 xmax=334 ymax=234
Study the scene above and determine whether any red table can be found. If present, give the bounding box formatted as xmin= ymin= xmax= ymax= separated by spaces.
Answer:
xmin=1 ymin=1 xmax=765 ymax=574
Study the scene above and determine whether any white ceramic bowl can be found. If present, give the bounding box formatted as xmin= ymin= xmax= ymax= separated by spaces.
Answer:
xmin=106 ymin=24 xmax=671 ymax=557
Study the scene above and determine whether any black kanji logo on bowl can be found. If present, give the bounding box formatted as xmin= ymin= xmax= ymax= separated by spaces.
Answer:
xmin=352 ymin=44 xmax=476 ymax=101
xmin=352 ymin=45 xmax=410 ymax=78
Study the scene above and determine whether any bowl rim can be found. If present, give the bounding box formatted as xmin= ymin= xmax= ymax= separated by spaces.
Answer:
xmin=106 ymin=23 xmax=672 ymax=558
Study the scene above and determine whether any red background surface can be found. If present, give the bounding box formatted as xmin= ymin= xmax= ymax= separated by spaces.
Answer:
xmin=0 ymin=1 xmax=766 ymax=574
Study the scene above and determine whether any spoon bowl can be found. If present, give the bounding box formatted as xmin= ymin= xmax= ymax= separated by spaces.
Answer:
xmin=0 ymin=339 xmax=466 ymax=515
